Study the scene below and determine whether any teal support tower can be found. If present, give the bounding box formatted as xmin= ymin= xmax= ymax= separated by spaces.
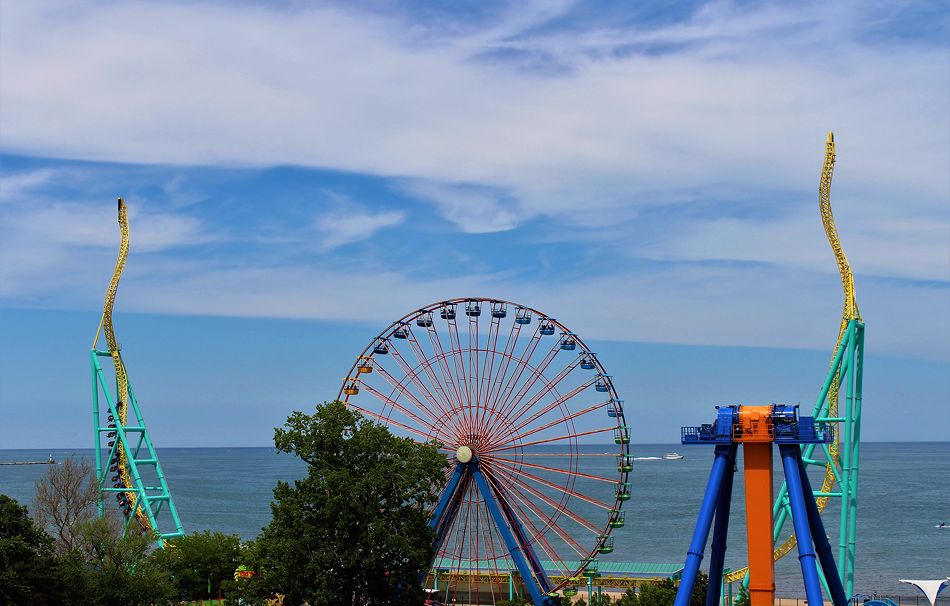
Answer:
xmin=91 ymin=199 xmax=183 ymax=544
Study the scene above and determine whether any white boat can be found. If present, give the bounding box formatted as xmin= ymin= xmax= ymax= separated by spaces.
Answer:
xmin=663 ymin=451 xmax=685 ymax=460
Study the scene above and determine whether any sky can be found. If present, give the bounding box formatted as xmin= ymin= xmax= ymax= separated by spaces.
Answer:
xmin=0 ymin=0 xmax=948 ymax=448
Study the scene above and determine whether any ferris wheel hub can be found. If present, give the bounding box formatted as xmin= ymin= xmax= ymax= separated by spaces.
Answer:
xmin=455 ymin=445 xmax=473 ymax=464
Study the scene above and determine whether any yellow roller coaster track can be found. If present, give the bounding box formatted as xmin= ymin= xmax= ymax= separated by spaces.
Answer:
xmin=92 ymin=199 xmax=155 ymax=535
xmin=723 ymin=133 xmax=860 ymax=584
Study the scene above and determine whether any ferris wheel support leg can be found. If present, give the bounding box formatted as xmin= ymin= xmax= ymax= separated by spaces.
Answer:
xmin=470 ymin=464 xmax=554 ymax=606
xmin=706 ymin=445 xmax=738 ymax=606
xmin=430 ymin=462 xmax=467 ymax=536
xmin=674 ymin=444 xmax=735 ymax=606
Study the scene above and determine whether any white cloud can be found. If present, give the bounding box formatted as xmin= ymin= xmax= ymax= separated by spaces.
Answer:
xmin=313 ymin=207 xmax=405 ymax=250
xmin=0 ymin=200 xmax=206 ymax=296
xmin=401 ymin=181 xmax=526 ymax=233
xmin=0 ymin=1 xmax=946 ymax=361
xmin=0 ymin=169 xmax=59 ymax=201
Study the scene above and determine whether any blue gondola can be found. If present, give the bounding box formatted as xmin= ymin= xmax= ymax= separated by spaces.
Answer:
xmin=491 ymin=302 xmax=507 ymax=318
xmin=540 ymin=320 xmax=556 ymax=335
xmin=440 ymin=304 xmax=457 ymax=320
xmin=515 ymin=307 xmax=532 ymax=324
xmin=416 ymin=313 xmax=433 ymax=327
xmin=580 ymin=355 xmax=596 ymax=370
xmin=465 ymin=301 xmax=481 ymax=317
xmin=560 ymin=335 xmax=577 ymax=350
xmin=607 ymin=399 xmax=623 ymax=418
xmin=595 ymin=375 xmax=610 ymax=392
xmin=393 ymin=327 xmax=408 ymax=339
xmin=373 ymin=342 xmax=389 ymax=355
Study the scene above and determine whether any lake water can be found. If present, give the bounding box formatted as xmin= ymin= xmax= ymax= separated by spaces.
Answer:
xmin=2 ymin=442 xmax=947 ymax=600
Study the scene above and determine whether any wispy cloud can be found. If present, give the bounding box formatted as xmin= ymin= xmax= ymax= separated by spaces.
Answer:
xmin=402 ymin=181 xmax=526 ymax=233
xmin=313 ymin=206 xmax=405 ymax=250
xmin=0 ymin=1 xmax=946 ymax=361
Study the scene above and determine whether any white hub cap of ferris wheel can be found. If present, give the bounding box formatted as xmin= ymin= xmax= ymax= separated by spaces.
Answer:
xmin=456 ymin=445 xmax=473 ymax=464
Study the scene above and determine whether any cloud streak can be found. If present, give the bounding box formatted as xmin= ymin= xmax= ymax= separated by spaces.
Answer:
xmin=313 ymin=207 xmax=405 ymax=250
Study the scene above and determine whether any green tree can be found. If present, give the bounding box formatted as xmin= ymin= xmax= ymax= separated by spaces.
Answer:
xmin=156 ymin=530 xmax=240 ymax=600
xmin=617 ymin=588 xmax=639 ymax=606
xmin=591 ymin=590 xmax=614 ymax=605
xmin=249 ymin=401 xmax=448 ymax=606
xmin=71 ymin=516 xmax=177 ymax=606
xmin=637 ymin=578 xmax=677 ymax=606
xmin=689 ymin=572 xmax=709 ymax=606
xmin=733 ymin=584 xmax=750 ymax=606
xmin=0 ymin=494 xmax=66 ymax=605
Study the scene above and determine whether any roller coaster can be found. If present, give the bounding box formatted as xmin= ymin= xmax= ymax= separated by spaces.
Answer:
xmin=90 ymin=134 xmax=865 ymax=605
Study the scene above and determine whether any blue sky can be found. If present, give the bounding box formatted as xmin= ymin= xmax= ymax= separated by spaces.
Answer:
xmin=1 ymin=0 xmax=948 ymax=447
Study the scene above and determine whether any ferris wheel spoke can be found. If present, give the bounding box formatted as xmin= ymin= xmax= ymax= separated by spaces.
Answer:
xmin=484 ymin=319 xmax=524 ymax=411
xmin=490 ymin=331 xmax=545 ymax=416
xmin=496 ymin=398 xmax=612 ymax=448
xmin=495 ymin=341 xmax=563 ymax=424
xmin=445 ymin=316 xmax=477 ymax=435
xmin=484 ymin=467 xmax=588 ymax=561
xmin=384 ymin=343 xmax=461 ymax=430
xmin=371 ymin=363 xmax=450 ymax=432
xmin=468 ymin=313 xmax=481 ymax=438
xmin=495 ymin=357 xmax=581 ymax=442
xmin=492 ymin=426 xmax=615 ymax=452
xmin=485 ymin=461 xmax=602 ymax=535
xmin=476 ymin=501 xmax=502 ymax=571
xmin=490 ymin=379 xmax=600 ymax=446
xmin=402 ymin=328 xmax=464 ymax=419
xmin=423 ymin=321 xmax=467 ymax=414
xmin=482 ymin=469 xmax=573 ymax=579
xmin=370 ymin=362 xmax=467 ymax=441
xmin=514 ymin=452 xmax=616 ymax=457
xmin=475 ymin=316 xmax=505 ymax=437
xmin=357 ymin=383 xmax=455 ymax=444
xmin=484 ymin=457 xmax=615 ymax=507
xmin=346 ymin=401 xmax=443 ymax=443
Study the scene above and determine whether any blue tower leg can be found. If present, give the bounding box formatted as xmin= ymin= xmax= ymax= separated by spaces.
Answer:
xmin=429 ymin=463 xmax=465 ymax=531
xmin=795 ymin=450 xmax=848 ymax=606
xmin=705 ymin=444 xmax=738 ymax=606
xmin=779 ymin=445 xmax=825 ymax=606
xmin=471 ymin=464 xmax=553 ymax=606
xmin=674 ymin=444 xmax=735 ymax=606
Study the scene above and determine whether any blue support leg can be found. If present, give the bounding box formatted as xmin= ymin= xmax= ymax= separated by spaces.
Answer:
xmin=430 ymin=462 xmax=467 ymax=535
xmin=795 ymin=450 xmax=848 ymax=606
xmin=492 ymin=476 xmax=555 ymax=594
xmin=674 ymin=444 xmax=734 ymax=606
xmin=471 ymin=463 xmax=552 ymax=606
xmin=706 ymin=444 xmax=738 ymax=606
xmin=779 ymin=445 xmax=825 ymax=606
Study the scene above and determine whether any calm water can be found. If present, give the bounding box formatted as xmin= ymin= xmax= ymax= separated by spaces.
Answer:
xmin=2 ymin=443 xmax=947 ymax=599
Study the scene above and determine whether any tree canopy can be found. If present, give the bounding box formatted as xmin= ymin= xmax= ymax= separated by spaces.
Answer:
xmin=246 ymin=400 xmax=448 ymax=606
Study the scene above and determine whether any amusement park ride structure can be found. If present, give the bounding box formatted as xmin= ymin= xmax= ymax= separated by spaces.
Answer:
xmin=90 ymin=199 xmax=184 ymax=545
xmin=89 ymin=133 xmax=865 ymax=604
xmin=339 ymin=297 xmax=631 ymax=604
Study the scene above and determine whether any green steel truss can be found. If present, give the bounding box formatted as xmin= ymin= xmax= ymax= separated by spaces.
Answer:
xmin=735 ymin=318 xmax=864 ymax=598
xmin=91 ymin=349 xmax=184 ymax=543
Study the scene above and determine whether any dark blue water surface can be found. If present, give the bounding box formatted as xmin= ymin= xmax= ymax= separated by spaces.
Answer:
xmin=2 ymin=443 xmax=947 ymax=598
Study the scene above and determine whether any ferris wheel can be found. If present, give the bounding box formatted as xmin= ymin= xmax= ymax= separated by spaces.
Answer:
xmin=339 ymin=297 xmax=631 ymax=604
